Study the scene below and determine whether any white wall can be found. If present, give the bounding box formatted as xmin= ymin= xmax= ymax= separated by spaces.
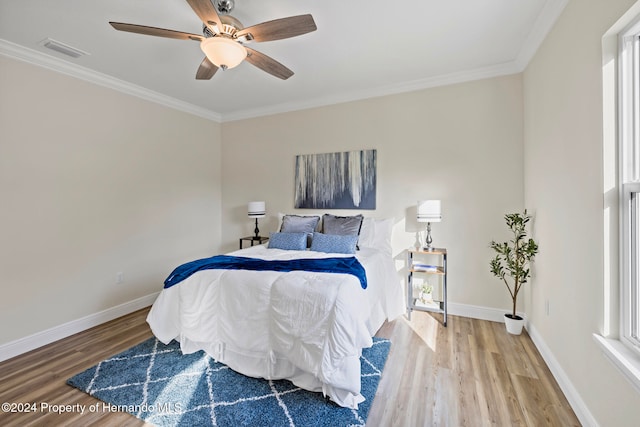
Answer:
xmin=3 ymin=1 xmax=638 ymax=421
xmin=0 ymin=56 xmax=222 ymax=346
xmin=524 ymin=0 xmax=640 ymax=425
xmin=221 ymin=74 xmax=524 ymax=313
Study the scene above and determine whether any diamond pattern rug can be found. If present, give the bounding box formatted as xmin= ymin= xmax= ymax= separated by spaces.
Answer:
xmin=67 ymin=337 xmax=390 ymax=426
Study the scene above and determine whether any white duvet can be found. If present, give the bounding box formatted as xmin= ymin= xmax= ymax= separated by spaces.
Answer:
xmin=147 ymin=245 xmax=404 ymax=408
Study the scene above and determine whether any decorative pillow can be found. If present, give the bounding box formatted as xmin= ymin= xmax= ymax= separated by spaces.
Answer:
xmin=359 ymin=217 xmax=394 ymax=255
xmin=280 ymin=214 xmax=321 ymax=247
xmin=280 ymin=214 xmax=321 ymax=233
xmin=310 ymin=232 xmax=358 ymax=254
xmin=322 ymin=213 xmax=364 ymax=249
xmin=268 ymin=232 xmax=308 ymax=251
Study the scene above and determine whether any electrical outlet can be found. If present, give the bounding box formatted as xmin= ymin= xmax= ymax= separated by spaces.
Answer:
xmin=116 ymin=272 xmax=124 ymax=284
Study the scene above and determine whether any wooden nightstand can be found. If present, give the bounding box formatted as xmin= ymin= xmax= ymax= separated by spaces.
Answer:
xmin=239 ymin=236 xmax=269 ymax=249
xmin=407 ymin=247 xmax=448 ymax=326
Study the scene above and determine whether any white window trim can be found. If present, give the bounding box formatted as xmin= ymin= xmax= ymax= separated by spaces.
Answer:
xmin=620 ymin=19 xmax=640 ymax=355
xmin=621 ymin=184 xmax=640 ymax=351
xmin=593 ymin=334 xmax=640 ymax=393
xmin=595 ymin=5 xmax=640 ymax=393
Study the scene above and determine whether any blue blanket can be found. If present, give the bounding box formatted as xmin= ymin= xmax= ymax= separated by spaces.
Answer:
xmin=164 ymin=255 xmax=368 ymax=289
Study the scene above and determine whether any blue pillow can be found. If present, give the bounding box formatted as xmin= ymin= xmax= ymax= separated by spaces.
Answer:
xmin=268 ymin=232 xmax=308 ymax=251
xmin=310 ymin=232 xmax=358 ymax=254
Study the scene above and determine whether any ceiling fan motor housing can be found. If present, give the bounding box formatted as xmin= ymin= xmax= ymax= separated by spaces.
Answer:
xmin=202 ymin=16 xmax=243 ymax=39
xmin=216 ymin=0 xmax=235 ymax=15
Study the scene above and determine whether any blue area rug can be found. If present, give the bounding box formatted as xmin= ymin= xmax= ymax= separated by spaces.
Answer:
xmin=67 ymin=337 xmax=390 ymax=426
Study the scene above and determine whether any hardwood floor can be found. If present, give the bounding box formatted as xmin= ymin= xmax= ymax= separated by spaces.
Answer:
xmin=368 ymin=312 xmax=580 ymax=426
xmin=0 ymin=308 xmax=579 ymax=426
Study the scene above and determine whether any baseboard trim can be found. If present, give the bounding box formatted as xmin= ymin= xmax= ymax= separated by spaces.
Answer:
xmin=448 ymin=301 xmax=523 ymax=323
xmin=527 ymin=323 xmax=598 ymax=427
xmin=0 ymin=295 xmax=597 ymax=427
xmin=449 ymin=303 xmax=595 ymax=425
xmin=0 ymin=292 xmax=159 ymax=363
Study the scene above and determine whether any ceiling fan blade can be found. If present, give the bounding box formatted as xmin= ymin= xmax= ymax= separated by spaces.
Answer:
xmin=236 ymin=14 xmax=317 ymax=42
xmin=244 ymin=47 xmax=293 ymax=80
xmin=196 ymin=57 xmax=218 ymax=80
xmin=109 ymin=22 xmax=203 ymax=41
xmin=186 ymin=0 xmax=223 ymax=33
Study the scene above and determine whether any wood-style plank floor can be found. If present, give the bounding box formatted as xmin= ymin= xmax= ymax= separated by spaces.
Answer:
xmin=369 ymin=312 xmax=580 ymax=426
xmin=0 ymin=308 xmax=579 ymax=426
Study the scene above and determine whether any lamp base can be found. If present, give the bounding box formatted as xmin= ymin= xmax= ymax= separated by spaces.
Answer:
xmin=253 ymin=218 xmax=260 ymax=239
xmin=423 ymin=222 xmax=433 ymax=251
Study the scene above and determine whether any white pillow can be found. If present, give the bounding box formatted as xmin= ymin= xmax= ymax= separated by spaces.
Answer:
xmin=359 ymin=217 xmax=393 ymax=254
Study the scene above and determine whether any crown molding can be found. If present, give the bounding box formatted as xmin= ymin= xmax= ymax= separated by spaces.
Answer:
xmin=1 ymin=0 xmax=567 ymax=124
xmin=222 ymin=0 xmax=569 ymax=122
xmin=1 ymin=34 xmax=517 ymax=124
xmin=221 ymin=61 xmax=520 ymax=122
xmin=514 ymin=0 xmax=569 ymax=70
xmin=0 ymin=39 xmax=221 ymax=123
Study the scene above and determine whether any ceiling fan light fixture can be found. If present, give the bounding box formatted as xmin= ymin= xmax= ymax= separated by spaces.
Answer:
xmin=200 ymin=36 xmax=246 ymax=69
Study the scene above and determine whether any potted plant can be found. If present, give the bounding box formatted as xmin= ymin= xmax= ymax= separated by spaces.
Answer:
xmin=419 ymin=284 xmax=434 ymax=305
xmin=489 ymin=210 xmax=539 ymax=335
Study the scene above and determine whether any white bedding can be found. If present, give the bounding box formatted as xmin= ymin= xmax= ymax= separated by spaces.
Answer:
xmin=147 ymin=245 xmax=404 ymax=408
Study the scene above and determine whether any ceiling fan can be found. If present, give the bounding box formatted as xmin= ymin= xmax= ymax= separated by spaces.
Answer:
xmin=109 ymin=0 xmax=317 ymax=80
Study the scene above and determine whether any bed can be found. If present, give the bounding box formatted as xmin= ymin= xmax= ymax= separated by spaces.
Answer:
xmin=146 ymin=216 xmax=404 ymax=409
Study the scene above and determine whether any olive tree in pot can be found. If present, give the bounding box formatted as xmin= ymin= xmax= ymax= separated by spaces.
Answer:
xmin=489 ymin=210 xmax=539 ymax=335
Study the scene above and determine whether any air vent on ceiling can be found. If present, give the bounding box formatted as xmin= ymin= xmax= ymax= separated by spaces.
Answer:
xmin=40 ymin=38 xmax=89 ymax=58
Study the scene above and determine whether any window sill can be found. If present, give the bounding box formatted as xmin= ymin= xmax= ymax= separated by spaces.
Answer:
xmin=593 ymin=334 xmax=640 ymax=393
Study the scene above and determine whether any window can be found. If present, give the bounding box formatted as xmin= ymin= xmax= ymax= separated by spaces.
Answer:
xmin=595 ymin=4 xmax=640 ymax=392
xmin=620 ymin=24 xmax=640 ymax=354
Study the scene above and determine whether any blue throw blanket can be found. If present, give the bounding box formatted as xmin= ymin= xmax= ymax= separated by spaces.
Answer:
xmin=164 ymin=255 xmax=368 ymax=289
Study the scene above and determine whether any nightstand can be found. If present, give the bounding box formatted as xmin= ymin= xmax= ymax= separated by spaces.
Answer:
xmin=239 ymin=236 xmax=269 ymax=249
xmin=407 ymin=247 xmax=448 ymax=326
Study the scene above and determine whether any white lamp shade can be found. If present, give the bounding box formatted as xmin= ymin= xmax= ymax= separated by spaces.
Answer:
xmin=417 ymin=200 xmax=442 ymax=222
xmin=248 ymin=201 xmax=266 ymax=218
xmin=200 ymin=37 xmax=247 ymax=69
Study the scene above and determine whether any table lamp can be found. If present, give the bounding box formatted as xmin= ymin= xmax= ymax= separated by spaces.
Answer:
xmin=417 ymin=200 xmax=442 ymax=250
xmin=248 ymin=201 xmax=266 ymax=240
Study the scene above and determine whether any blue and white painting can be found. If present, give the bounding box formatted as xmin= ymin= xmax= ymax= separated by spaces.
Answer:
xmin=294 ymin=149 xmax=377 ymax=209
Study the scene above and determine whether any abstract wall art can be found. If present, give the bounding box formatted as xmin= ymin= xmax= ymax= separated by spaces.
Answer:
xmin=294 ymin=149 xmax=377 ymax=209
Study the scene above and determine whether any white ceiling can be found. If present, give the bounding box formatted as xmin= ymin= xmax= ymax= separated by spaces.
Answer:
xmin=0 ymin=0 xmax=566 ymax=122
